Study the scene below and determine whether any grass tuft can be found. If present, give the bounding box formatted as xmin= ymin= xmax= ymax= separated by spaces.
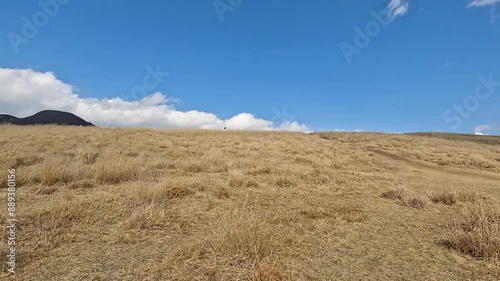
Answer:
xmin=429 ymin=189 xmax=480 ymax=206
xmin=167 ymin=209 xmax=291 ymax=279
xmin=446 ymin=202 xmax=500 ymax=265
xmin=382 ymin=187 xmax=429 ymax=209
xmin=301 ymin=206 xmax=367 ymax=222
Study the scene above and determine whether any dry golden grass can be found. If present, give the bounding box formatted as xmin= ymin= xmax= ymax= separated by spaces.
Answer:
xmin=382 ymin=186 xmax=430 ymax=209
xmin=410 ymin=132 xmax=500 ymax=146
xmin=0 ymin=126 xmax=500 ymax=280
xmin=447 ymin=202 xmax=500 ymax=265
xmin=429 ymin=189 xmax=481 ymax=206
xmin=318 ymin=132 xmax=500 ymax=171
xmin=165 ymin=207 xmax=294 ymax=280
xmin=300 ymin=205 xmax=367 ymax=222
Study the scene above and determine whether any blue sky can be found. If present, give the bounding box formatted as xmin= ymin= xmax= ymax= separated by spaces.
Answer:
xmin=0 ymin=0 xmax=499 ymax=134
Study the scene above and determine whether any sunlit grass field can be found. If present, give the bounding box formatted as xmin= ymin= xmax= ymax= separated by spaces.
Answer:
xmin=1 ymin=125 xmax=499 ymax=280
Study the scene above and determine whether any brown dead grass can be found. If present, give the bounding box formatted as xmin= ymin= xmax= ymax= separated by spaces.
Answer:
xmin=1 ymin=126 xmax=499 ymax=279
xmin=300 ymin=206 xmax=367 ymax=222
xmin=319 ymin=132 xmax=500 ymax=171
xmin=382 ymin=187 xmax=430 ymax=209
xmin=447 ymin=202 xmax=500 ymax=265
xmin=166 ymin=208 xmax=291 ymax=280
xmin=124 ymin=204 xmax=192 ymax=233
xmin=253 ymin=264 xmax=289 ymax=281
xmin=429 ymin=189 xmax=481 ymax=206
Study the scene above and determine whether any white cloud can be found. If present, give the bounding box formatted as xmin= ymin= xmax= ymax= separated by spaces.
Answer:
xmin=467 ymin=0 xmax=500 ymax=8
xmin=0 ymin=68 xmax=310 ymax=132
xmin=278 ymin=121 xmax=311 ymax=133
xmin=474 ymin=124 xmax=491 ymax=134
xmin=475 ymin=132 xmax=489 ymax=135
xmin=387 ymin=0 xmax=410 ymax=21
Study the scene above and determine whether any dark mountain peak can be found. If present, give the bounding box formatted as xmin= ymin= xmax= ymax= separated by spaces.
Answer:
xmin=0 ymin=114 xmax=19 ymax=123
xmin=0 ymin=110 xmax=94 ymax=126
xmin=34 ymin=110 xmax=72 ymax=116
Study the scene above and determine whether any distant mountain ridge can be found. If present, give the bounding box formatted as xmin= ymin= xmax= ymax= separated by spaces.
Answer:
xmin=0 ymin=110 xmax=94 ymax=126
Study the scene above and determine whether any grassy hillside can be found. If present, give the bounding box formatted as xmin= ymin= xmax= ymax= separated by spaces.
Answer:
xmin=408 ymin=132 xmax=500 ymax=146
xmin=1 ymin=126 xmax=500 ymax=280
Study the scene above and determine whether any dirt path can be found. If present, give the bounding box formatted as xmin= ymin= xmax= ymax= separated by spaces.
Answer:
xmin=370 ymin=149 xmax=500 ymax=183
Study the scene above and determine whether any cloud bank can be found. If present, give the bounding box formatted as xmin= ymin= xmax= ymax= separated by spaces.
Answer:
xmin=0 ymin=68 xmax=310 ymax=132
